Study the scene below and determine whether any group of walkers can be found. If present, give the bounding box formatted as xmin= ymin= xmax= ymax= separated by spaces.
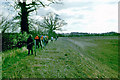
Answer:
xmin=27 ymin=34 xmax=58 ymax=55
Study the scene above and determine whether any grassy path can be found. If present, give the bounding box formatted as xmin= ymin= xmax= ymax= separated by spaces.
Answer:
xmin=2 ymin=37 xmax=118 ymax=78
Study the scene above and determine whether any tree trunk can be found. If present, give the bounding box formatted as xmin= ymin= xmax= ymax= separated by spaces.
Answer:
xmin=20 ymin=2 xmax=29 ymax=33
xmin=48 ymin=29 xmax=53 ymax=39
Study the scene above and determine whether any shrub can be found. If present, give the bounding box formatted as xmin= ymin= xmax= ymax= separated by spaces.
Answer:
xmin=2 ymin=32 xmax=30 ymax=51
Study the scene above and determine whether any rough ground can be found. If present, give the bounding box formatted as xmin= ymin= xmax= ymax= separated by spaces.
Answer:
xmin=2 ymin=37 xmax=118 ymax=78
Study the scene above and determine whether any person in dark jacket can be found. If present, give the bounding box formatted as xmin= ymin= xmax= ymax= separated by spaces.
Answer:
xmin=27 ymin=35 xmax=34 ymax=55
xmin=39 ymin=36 xmax=43 ymax=48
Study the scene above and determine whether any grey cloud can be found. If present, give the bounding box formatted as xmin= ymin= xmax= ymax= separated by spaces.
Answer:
xmin=107 ymin=2 xmax=118 ymax=4
xmin=77 ymin=15 xmax=84 ymax=19
xmin=50 ymin=1 xmax=94 ymax=11
xmin=72 ymin=21 xmax=84 ymax=25
xmin=36 ymin=8 xmax=48 ymax=16
xmin=36 ymin=8 xmax=53 ymax=16
xmin=59 ymin=13 xmax=84 ymax=20
xmin=108 ymin=19 xmax=117 ymax=23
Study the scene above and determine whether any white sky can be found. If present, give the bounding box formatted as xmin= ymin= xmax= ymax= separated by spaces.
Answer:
xmin=0 ymin=0 xmax=119 ymax=33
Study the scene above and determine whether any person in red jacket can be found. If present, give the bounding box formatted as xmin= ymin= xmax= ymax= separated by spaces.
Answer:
xmin=35 ymin=35 xmax=40 ymax=48
xmin=35 ymin=35 xmax=42 ymax=48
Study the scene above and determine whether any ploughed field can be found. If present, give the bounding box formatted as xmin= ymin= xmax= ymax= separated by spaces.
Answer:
xmin=2 ymin=36 xmax=118 ymax=78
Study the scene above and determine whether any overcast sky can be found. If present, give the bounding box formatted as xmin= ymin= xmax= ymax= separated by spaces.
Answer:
xmin=0 ymin=0 xmax=119 ymax=33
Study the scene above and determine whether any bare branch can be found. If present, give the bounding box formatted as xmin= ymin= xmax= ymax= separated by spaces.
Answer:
xmin=28 ymin=8 xmax=37 ymax=13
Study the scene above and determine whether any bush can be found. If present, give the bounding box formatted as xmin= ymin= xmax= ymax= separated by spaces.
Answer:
xmin=2 ymin=32 xmax=30 ymax=51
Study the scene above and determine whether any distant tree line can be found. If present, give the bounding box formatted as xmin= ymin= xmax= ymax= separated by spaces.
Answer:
xmin=57 ymin=32 xmax=119 ymax=37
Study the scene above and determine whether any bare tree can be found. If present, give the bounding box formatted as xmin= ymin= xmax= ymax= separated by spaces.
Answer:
xmin=14 ymin=0 xmax=62 ymax=33
xmin=40 ymin=12 xmax=67 ymax=37
xmin=0 ymin=14 xmax=20 ymax=33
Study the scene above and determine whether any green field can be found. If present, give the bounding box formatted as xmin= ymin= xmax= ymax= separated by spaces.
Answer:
xmin=2 ymin=36 xmax=118 ymax=78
